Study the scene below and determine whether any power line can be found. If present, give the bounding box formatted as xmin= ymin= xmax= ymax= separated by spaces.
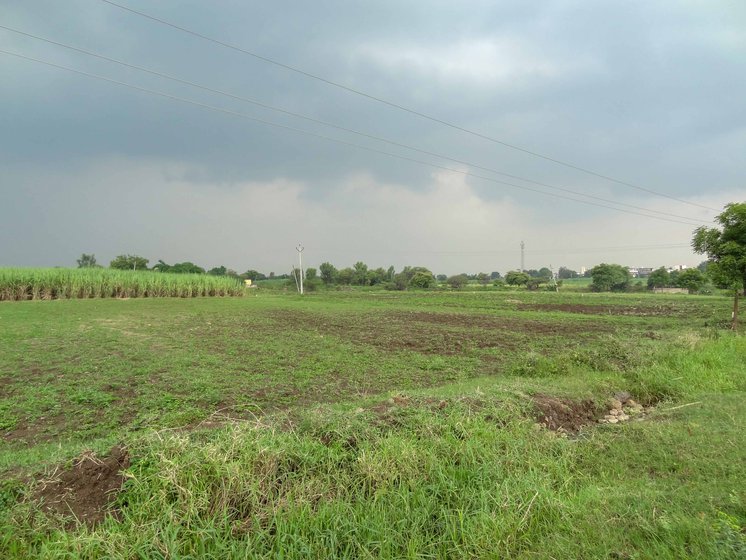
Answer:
xmin=0 ymin=25 xmax=711 ymax=225
xmin=0 ymin=48 xmax=706 ymax=227
xmin=311 ymin=243 xmax=692 ymax=256
xmin=96 ymin=0 xmax=720 ymax=213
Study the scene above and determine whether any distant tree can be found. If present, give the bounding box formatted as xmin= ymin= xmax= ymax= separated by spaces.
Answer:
xmin=558 ymin=267 xmax=578 ymax=279
xmin=169 ymin=262 xmax=205 ymax=274
xmin=538 ymin=267 xmax=553 ymax=280
xmin=526 ymin=269 xmax=540 ymax=278
xmin=337 ymin=267 xmax=354 ymax=285
xmin=319 ymin=262 xmax=338 ymax=285
xmin=647 ymin=267 xmax=671 ymax=289
xmin=207 ymin=266 xmax=227 ymax=276
xmin=269 ymin=272 xmax=275 ymax=279
xmin=693 ymin=202 xmax=746 ymax=329
xmin=490 ymin=271 xmax=502 ymax=280
xmin=476 ymin=272 xmax=490 ymax=285
xmin=583 ymin=269 xmax=593 ymax=278
xmin=447 ymin=274 xmax=469 ymax=289
xmin=697 ymin=261 xmax=709 ymax=273
xmin=590 ymin=263 xmax=630 ymax=292
xmin=366 ymin=268 xmax=387 ymax=286
xmin=409 ymin=271 xmax=436 ymax=289
xmin=110 ymin=254 xmax=149 ymax=271
xmin=352 ymin=261 xmax=369 ymax=285
xmin=152 ymin=259 xmax=171 ymax=272
xmin=305 ymin=267 xmax=317 ymax=281
xmin=675 ymin=268 xmax=706 ymax=294
xmin=505 ymin=271 xmax=530 ymax=286
xmin=436 ymin=274 xmax=447 ymax=282
xmin=387 ymin=266 xmax=396 ymax=281
xmin=77 ymin=253 xmax=99 ymax=268
xmin=242 ymin=270 xmax=266 ymax=281
xmin=387 ymin=273 xmax=409 ymax=291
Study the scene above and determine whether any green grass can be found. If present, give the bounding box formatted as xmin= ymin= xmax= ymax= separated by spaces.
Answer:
xmin=0 ymin=290 xmax=744 ymax=558
xmin=0 ymin=267 xmax=244 ymax=300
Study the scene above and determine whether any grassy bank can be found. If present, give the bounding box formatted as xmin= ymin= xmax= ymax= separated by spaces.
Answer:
xmin=0 ymin=291 xmax=743 ymax=558
xmin=0 ymin=268 xmax=244 ymax=300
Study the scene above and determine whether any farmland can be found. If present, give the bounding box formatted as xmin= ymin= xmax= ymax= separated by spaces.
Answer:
xmin=0 ymin=268 xmax=244 ymax=301
xmin=1 ymin=290 xmax=744 ymax=558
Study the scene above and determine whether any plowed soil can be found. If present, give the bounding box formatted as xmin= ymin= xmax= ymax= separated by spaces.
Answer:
xmin=34 ymin=446 xmax=129 ymax=527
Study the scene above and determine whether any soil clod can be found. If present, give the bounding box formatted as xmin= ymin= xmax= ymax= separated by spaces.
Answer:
xmin=33 ymin=446 xmax=129 ymax=527
xmin=532 ymin=395 xmax=599 ymax=433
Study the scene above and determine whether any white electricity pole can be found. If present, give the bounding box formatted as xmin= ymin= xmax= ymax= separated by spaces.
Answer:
xmin=296 ymin=244 xmax=304 ymax=295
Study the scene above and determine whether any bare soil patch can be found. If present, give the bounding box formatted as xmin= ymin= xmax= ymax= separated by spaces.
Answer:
xmin=517 ymin=303 xmax=686 ymax=317
xmin=265 ymin=309 xmax=611 ymax=355
xmin=33 ymin=446 xmax=129 ymax=527
xmin=532 ymin=395 xmax=600 ymax=433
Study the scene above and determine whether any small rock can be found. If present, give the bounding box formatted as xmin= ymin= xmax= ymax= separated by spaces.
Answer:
xmin=626 ymin=399 xmax=637 ymax=407
xmin=609 ymin=398 xmax=623 ymax=411
xmin=607 ymin=417 xmax=619 ymax=424
xmin=614 ymin=391 xmax=632 ymax=403
xmin=618 ymin=413 xmax=629 ymax=421
xmin=609 ymin=409 xmax=620 ymax=416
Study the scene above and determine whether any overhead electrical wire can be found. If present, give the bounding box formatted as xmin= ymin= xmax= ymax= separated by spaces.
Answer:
xmin=0 ymin=48 xmax=708 ymax=228
xmin=0 ymin=26 xmax=711 ymax=225
xmin=96 ymin=0 xmax=720 ymax=213
xmin=311 ymin=243 xmax=693 ymax=256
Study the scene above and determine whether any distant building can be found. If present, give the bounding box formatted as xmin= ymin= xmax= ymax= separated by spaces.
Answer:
xmin=667 ymin=264 xmax=688 ymax=273
xmin=628 ymin=267 xmax=654 ymax=278
xmin=580 ymin=266 xmax=586 ymax=275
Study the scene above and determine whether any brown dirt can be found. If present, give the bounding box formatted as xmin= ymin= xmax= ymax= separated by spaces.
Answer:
xmin=33 ymin=446 xmax=129 ymax=527
xmin=517 ymin=303 xmax=687 ymax=317
xmin=264 ymin=309 xmax=612 ymax=355
xmin=532 ymin=395 xmax=600 ymax=432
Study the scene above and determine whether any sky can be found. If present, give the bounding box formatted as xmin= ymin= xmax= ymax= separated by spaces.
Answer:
xmin=1 ymin=0 xmax=745 ymax=275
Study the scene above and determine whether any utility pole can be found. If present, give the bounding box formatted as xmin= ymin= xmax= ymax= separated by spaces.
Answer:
xmin=520 ymin=241 xmax=525 ymax=272
xmin=296 ymin=243 xmax=304 ymax=295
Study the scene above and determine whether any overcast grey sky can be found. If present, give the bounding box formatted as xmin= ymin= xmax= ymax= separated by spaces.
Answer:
xmin=1 ymin=0 xmax=744 ymax=274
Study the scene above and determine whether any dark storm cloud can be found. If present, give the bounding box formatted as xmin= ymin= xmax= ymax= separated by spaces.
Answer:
xmin=1 ymin=0 xmax=745 ymax=271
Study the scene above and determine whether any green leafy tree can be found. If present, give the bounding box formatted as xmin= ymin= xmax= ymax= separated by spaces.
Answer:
xmin=558 ymin=267 xmax=578 ymax=279
xmin=693 ymin=202 xmax=746 ymax=329
xmin=319 ymin=262 xmax=338 ymax=285
xmin=647 ymin=267 xmax=670 ymax=289
xmin=538 ymin=267 xmax=553 ymax=280
xmin=242 ymin=270 xmax=266 ymax=281
xmin=409 ymin=271 xmax=436 ymax=289
xmin=675 ymin=268 xmax=706 ymax=294
xmin=110 ymin=254 xmax=149 ymax=271
xmin=207 ymin=266 xmax=227 ymax=276
xmin=305 ymin=267 xmax=317 ymax=281
xmin=505 ymin=271 xmax=530 ymax=286
xmin=490 ymin=271 xmax=501 ymax=280
xmin=337 ymin=267 xmax=354 ymax=285
xmin=447 ymin=274 xmax=469 ymax=289
xmin=77 ymin=253 xmax=99 ymax=268
xmin=476 ymin=272 xmax=490 ymax=285
xmin=352 ymin=262 xmax=369 ymax=285
xmin=590 ymin=263 xmax=630 ymax=292
xmin=169 ymin=262 xmax=205 ymax=274
xmin=436 ymin=274 xmax=447 ymax=282
xmin=152 ymin=259 xmax=171 ymax=272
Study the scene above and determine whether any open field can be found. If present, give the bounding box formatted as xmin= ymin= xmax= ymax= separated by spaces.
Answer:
xmin=1 ymin=290 xmax=744 ymax=558
xmin=0 ymin=268 xmax=244 ymax=301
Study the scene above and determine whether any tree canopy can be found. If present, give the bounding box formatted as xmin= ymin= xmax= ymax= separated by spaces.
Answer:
xmin=590 ymin=263 xmax=630 ymax=292
xmin=693 ymin=202 xmax=746 ymax=329
xmin=110 ymin=254 xmax=149 ymax=271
